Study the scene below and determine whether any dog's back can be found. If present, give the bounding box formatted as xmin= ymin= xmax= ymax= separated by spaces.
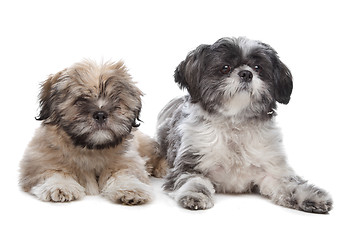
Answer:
xmin=157 ymin=96 xmax=187 ymax=128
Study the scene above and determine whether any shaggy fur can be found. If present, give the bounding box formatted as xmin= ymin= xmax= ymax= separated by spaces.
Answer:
xmin=20 ymin=60 xmax=166 ymax=204
xmin=157 ymin=37 xmax=333 ymax=213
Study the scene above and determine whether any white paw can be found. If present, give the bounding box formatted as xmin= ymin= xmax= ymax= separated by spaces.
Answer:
xmin=31 ymin=174 xmax=86 ymax=202
xmin=277 ymin=181 xmax=333 ymax=214
xmin=170 ymin=176 xmax=215 ymax=210
xmin=299 ymin=189 xmax=333 ymax=214
xmin=114 ymin=189 xmax=151 ymax=205
xmin=101 ymin=174 xmax=152 ymax=205
xmin=178 ymin=192 xmax=214 ymax=210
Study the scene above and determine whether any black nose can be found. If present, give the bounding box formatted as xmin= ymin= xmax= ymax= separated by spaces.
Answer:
xmin=93 ymin=111 xmax=108 ymax=124
xmin=238 ymin=70 xmax=253 ymax=82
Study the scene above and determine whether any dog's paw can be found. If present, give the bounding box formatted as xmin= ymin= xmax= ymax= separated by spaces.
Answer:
xmin=115 ymin=189 xmax=151 ymax=205
xmin=178 ymin=192 xmax=214 ymax=210
xmin=299 ymin=192 xmax=333 ymax=214
xmin=101 ymin=174 xmax=152 ymax=205
xmin=151 ymin=158 xmax=168 ymax=178
xmin=264 ymin=176 xmax=333 ymax=214
xmin=286 ymin=183 xmax=333 ymax=214
xmin=46 ymin=186 xmax=85 ymax=202
xmin=31 ymin=174 xmax=86 ymax=202
xmin=169 ymin=175 xmax=215 ymax=210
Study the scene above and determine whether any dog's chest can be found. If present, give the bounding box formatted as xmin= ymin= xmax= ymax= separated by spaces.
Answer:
xmin=184 ymin=119 xmax=270 ymax=193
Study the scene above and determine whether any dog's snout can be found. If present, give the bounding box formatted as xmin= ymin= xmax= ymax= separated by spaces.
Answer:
xmin=238 ymin=70 xmax=253 ymax=82
xmin=93 ymin=111 xmax=108 ymax=124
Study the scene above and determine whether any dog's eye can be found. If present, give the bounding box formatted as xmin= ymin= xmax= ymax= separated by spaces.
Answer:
xmin=220 ymin=65 xmax=232 ymax=74
xmin=74 ymin=97 xmax=88 ymax=105
xmin=254 ymin=65 xmax=260 ymax=72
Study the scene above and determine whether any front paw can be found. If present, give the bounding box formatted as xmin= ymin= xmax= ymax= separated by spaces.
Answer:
xmin=169 ymin=175 xmax=215 ymax=210
xmin=290 ymin=185 xmax=333 ymax=214
xmin=31 ymin=175 xmax=86 ymax=202
xmin=115 ymin=189 xmax=151 ymax=205
xmin=46 ymin=187 xmax=85 ymax=202
xmin=300 ymin=193 xmax=333 ymax=214
xmin=178 ymin=192 xmax=214 ymax=210
xmin=101 ymin=175 xmax=152 ymax=205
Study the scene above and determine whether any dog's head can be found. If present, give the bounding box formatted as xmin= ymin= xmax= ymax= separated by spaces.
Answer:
xmin=174 ymin=37 xmax=293 ymax=118
xmin=37 ymin=60 xmax=142 ymax=149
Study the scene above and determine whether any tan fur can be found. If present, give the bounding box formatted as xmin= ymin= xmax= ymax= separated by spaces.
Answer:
xmin=134 ymin=131 xmax=168 ymax=178
xmin=19 ymin=60 xmax=166 ymax=204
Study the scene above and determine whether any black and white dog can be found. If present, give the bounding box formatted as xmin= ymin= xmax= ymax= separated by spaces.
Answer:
xmin=156 ymin=37 xmax=332 ymax=213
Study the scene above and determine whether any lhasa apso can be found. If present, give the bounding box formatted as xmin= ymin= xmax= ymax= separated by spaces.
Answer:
xmin=20 ymin=60 xmax=166 ymax=204
xmin=156 ymin=37 xmax=333 ymax=213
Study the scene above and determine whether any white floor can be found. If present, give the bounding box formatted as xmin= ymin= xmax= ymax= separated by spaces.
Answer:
xmin=2 ymin=174 xmax=355 ymax=240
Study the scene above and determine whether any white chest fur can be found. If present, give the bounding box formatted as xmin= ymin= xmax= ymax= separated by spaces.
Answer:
xmin=179 ymin=107 xmax=288 ymax=193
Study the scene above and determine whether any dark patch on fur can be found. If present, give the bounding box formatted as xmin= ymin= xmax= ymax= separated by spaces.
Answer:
xmin=62 ymin=125 xmax=125 ymax=150
xmin=249 ymin=182 xmax=260 ymax=194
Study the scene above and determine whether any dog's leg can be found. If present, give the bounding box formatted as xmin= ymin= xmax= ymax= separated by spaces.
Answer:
xmin=133 ymin=130 xmax=168 ymax=178
xmin=100 ymin=169 xmax=152 ymax=205
xmin=30 ymin=171 xmax=86 ymax=202
xmin=258 ymin=175 xmax=333 ymax=213
xmin=165 ymin=173 xmax=215 ymax=210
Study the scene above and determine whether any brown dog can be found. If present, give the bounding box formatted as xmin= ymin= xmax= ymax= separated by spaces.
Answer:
xmin=19 ymin=60 xmax=166 ymax=204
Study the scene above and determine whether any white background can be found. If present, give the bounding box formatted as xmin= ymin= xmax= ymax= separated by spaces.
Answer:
xmin=1 ymin=0 xmax=359 ymax=239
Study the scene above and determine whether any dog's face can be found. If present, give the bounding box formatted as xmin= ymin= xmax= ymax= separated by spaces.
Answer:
xmin=174 ymin=37 xmax=293 ymax=118
xmin=37 ymin=60 xmax=142 ymax=149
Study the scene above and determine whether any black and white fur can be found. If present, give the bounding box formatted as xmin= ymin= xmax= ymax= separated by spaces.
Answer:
xmin=156 ymin=37 xmax=332 ymax=213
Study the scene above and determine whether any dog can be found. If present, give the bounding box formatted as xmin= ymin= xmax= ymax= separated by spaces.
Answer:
xmin=20 ymin=59 xmax=166 ymax=204
xmin=156 ymin=37 xmax=333 ymax=213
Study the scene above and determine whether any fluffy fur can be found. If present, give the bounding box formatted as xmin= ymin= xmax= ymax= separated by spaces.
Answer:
xmin=157 ymin=37 xmax=333 ymax=213
xmin=20 ymin=60 xmax=166 ymax=204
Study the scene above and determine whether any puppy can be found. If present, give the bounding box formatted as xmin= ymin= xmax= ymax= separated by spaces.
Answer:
xmin=157 ymin=37 xmax=333 ymax=213
xmin=20 ymin=60 xmax=166 ymax=204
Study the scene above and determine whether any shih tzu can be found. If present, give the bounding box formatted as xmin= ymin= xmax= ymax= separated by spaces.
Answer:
xmin=20 ymin=60 xmax=166 ymax=204
xmin=156 ymin=37 xmax=333 ymax=213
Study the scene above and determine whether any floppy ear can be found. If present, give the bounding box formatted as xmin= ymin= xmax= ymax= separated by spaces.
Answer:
xmin=36 ymin=71 xmax=65 ymax=123
xmin=259 ymin=42 xmax=293 ymax=104
xmin=174 ymin=59 xmax=188 ymax=90
xmin=273 ymin=59 xmax=293 ymax=104
xmin=174 ymin=44 xmax=210 ymax=102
